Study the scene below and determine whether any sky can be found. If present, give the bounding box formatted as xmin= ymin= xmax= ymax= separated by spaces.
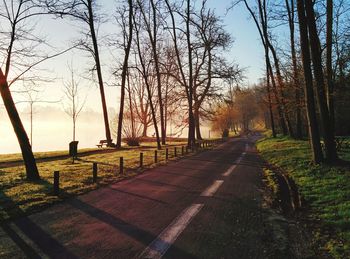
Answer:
xmin=0 ymin=0 xmax=267 ymax=154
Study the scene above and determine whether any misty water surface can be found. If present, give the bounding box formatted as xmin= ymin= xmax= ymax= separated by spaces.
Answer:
xmin=0 ymin=106 xmax=212 ymax=154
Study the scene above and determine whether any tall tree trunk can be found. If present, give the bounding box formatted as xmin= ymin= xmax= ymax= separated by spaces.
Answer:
xmin=127 ymin=72 xmax=136 ymax=138
xmin=116 ymin=0 xmax=133 ymax=148
xmin=195 ymin=45 xmax=213 ymax=141
xmin=305 ymin=0 xmax=337 ymax=162
xmin=30 ymin=102 xmax=33 ymax=146
xmin=0 ymin=70 xmax=40 ymax=180
xmin=187 ymin=97 xmax=196 ymax=148
xmin=286 ymin=0 xmax=302 ymax=139
xmin=266 ymin=65 xmax=276 ymax=137
xmin=164 ymin=0 xmax=195 ymax=148
xmin=142 ymin=123 xmax=148 ymax=137
xmin=194 ymin=106 xmax=202 ymax=140
xmin=267 ymin=41 xmax=294 ymax=138
xmin=296 ymin=0 xmax=323 ymax=163
xmin=145 ymin=84 xmax=161 ymax=149
xmin=294 ymin=81 xmax=303 ymax=138
xmin=255 ymin=0 xmax=290 ymax=136
xmin=87 ymin=0 xmax=112 ymax=146
xmin=267 ymin=60 xmax=288 ymax=135
xmin=117 ymin=78 xmax=126 ymax=147
xmin=164 ymin=80 xmax=169 ymax=137
xmin=186 ymin=0 xmax=196 ymax=148
xmin=150 ymin=0 xmax=166 ymax=145
xmin=73 ymin=118 xmax=76 ymax=142
xmin=133 ymin=13 xmax=161 ymax=150
xmin=326 ymin=0 xmax=335 ymax=135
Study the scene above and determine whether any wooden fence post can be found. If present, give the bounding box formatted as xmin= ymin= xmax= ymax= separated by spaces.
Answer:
xmin=154 ymin=150 xmax=158 ymax=163
xmin=166 ymin=148 xmax=169 ymax=160
xmin=174 ymin=147 xmax=177 ymax=157
xmin=120 ymin=157 xmax=124 ymax=174
xmin=140 ymin=152 xmax=143 ymax=168
xmin=181 ymin=146 xmax=184 ymax=156
xmin=53 ymin=171 xmax=60 ymax=195
xmin=92 ymin=163 xmax=97 ymax=183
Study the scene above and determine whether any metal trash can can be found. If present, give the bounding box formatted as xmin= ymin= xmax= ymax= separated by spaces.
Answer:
xmin=69 ymin=141 xmax=79 ymax=158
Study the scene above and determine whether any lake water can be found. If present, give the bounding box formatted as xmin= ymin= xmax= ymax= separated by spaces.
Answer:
xmin=0 ymin=115 xmax=105 ymax=154
xmin=0 ymin=109 xmax=213 ymax=154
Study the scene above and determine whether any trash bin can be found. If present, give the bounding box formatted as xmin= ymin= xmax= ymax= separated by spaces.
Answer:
xmin=69 ymin=141 xmax=79 ymax=158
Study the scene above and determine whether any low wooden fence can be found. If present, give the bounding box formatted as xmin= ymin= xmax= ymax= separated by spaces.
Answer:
xmin=52 ymin=139 xmax=224 ymax=195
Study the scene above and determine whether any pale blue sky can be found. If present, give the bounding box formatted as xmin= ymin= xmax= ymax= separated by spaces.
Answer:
xmin=1 ymin=0 xmax=270 ymax=153
xmin=30 ymin=0 xmax=266 ymax=111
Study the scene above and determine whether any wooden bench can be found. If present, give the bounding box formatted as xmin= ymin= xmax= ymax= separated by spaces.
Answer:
xmin=96 ymin=140 xmax=111 ymax=148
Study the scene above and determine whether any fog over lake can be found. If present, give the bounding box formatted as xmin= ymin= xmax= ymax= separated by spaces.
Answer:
xmin=0 ymin=105 xmax=212 ymax=154
xmin=0 ymin=106 xmax=110 ymax=154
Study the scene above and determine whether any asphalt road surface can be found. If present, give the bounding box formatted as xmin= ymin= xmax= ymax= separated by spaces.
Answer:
xmin=0 ymin=135 xmax=294 ymax=259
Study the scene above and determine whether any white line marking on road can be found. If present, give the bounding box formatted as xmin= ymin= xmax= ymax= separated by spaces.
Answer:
xmin=222 ymin=165 xmax=237 ymax=176
xmin=201 ymin=180 xmax=224 ymax=197
xmin=140 ymin=203 xmax=204 ymax=259
xmin=223 ymin=153 xmax=245 ymax=176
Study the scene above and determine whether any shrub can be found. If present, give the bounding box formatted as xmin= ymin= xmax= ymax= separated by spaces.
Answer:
xmin=125 ymin=137 xmax=141 ymax=146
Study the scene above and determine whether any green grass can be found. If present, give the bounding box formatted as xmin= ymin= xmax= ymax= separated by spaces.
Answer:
xmin=257 ymin=134 xmax=350 ymax=258
xmin=0 ymin=140 xmax=222 ymax=223
xmin=0 ymin=148 xmax=106 ymax=163
xmin=262 ymin=168 xmax=279 ymax=196
xmin=0 ymin=139 xmax=190 ymax=163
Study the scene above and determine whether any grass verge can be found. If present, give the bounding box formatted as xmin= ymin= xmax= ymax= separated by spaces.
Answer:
xmin=256 ymin=134 xmax=350 ymax=258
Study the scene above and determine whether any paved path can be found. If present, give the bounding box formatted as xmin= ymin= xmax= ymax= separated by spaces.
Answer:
xmin=0 ymin=135 xmax=290 ymax=258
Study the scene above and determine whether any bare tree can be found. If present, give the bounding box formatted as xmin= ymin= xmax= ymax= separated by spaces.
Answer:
xmin=164 ymin=0 xmax=196 ymax=147
xmin=16 ymin=81 xmax=60 ymax=148
xmin=326 ymin=0 xmax=335 ymax=138
xmin=129 ymin=67 xmax=154 ymax=137
xmin=44 ymin=0 xmax=112 ymax=146
xmin=259 ymin=0 xmax=294 ymax=137
xmin=264 ymin=66 xmax=276 ymax=137
xmin=160 ymin=44 xmax=182 ymax=137
xmin=285 ymin=0 xmax=302 ymax=139
xmin=116 ymin=0 xmax=134 ymax=148
xmin=191 ymin=3 xmax=236 ymax=139
xmin=242 ymin=0 xmax=294 ymax=137
xmin=304 ymin=0 xmax=337 ymax=162
xmin=133 ymin=8 xmax=161 ymax=149
xmin=136 ymin=0 xmax=167 ymax=145
xmin=296 ymin=0 xmax=323 ymax=163
xmin=15 ymin=83 xmax=42 ymax=149
xmin=0 ymin=0 xmax=78 ymax=180
xmin=62 ymin=65 xmax=86 ymax=143
xmin=0 ymin=0 xmax=45 ymax=180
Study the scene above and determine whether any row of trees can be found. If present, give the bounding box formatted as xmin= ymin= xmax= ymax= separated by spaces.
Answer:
xmin=113 ymin=0 xmax=241 ymax=149
xmin=234 ymin=0 xmax=350 ymax=164
xmin=211 ymin=86 xmax=262 ymax=136
xmin=0 ymin=0 xmax=240 ymax=180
